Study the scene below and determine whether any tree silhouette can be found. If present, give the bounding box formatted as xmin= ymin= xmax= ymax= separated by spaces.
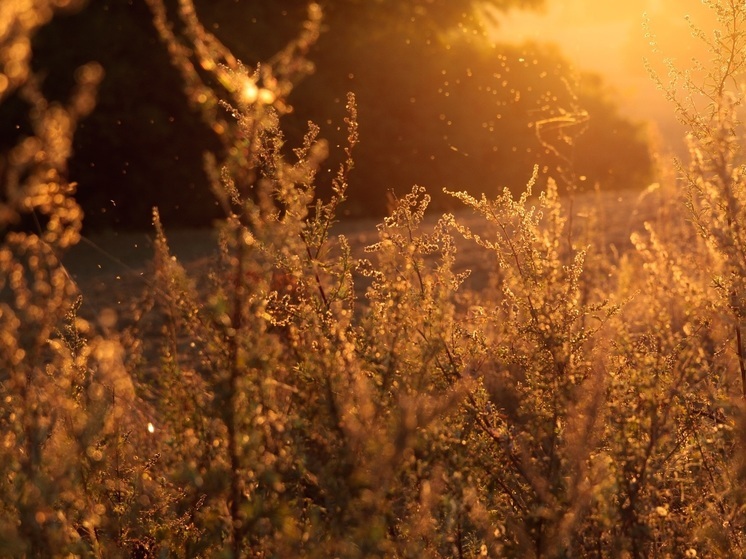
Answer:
xmin=5 ymin=0 xmax=651 ymax=228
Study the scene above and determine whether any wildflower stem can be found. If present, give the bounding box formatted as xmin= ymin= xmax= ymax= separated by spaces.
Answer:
xmin=228 ymin=224 xmax=245 ymax=557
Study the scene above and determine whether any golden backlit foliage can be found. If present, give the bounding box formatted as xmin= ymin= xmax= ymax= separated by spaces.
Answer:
xmin=0 ymin=0 xmax=87 ymax=100
xmin=3 ymin=0 xmax=746 ymax=557
xmin=0 ymin=0 xmax=101 ymax=245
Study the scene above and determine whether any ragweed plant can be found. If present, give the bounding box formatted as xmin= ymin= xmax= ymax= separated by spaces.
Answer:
xmin=657 ymin=1 xmax=746 ymax=555
xmin=0 ymin=3 xmax=99 ymax=556
xmin=145 ymin=2 xmax=484 ymax=556
xmin=0 ymin=0 xmax=86 ymax=103
xmin=595 ymin=2 xmax=746 ymax=555
xmin=143 ymin=1 xmax=381 ymax=555
xmin=9 ymin=0 xmax=746 ymax=557
xmin=0 ymin=2 xmax=186 ymax=557
xmin=145 ymin=0 xmax=321 ymax=215
xmin=438 ymin=173 xmax=616 ymax=557
xmin=647 ymin=0 xmax=746 ymax=398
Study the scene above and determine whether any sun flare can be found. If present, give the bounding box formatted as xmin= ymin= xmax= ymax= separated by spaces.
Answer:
xmin=493 ymin=0 xmax=716 ymax=146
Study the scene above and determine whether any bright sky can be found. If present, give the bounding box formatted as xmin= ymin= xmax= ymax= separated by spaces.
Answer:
xmin=493 ymin=0 xmax=716 ymax=151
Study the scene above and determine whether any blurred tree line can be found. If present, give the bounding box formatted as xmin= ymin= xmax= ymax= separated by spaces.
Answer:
xmin=0 ymin=0 xmax=652 ymax=229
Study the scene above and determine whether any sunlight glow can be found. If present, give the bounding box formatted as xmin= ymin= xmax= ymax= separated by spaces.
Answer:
xmin=241 ymin=79 xmax=258 ymax=103
xmin=257 ymin=87 xmax=276 ymax=105
xmin=492 ymin=0 xmax=717 ymax=152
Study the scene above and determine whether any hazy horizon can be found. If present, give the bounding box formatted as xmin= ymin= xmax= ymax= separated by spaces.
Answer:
xmin=493 ymin=0 xmax=716 ymax=154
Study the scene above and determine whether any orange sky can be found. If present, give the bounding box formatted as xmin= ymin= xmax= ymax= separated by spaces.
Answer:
xmin=493 ymin=0 xmax=716 ymax=152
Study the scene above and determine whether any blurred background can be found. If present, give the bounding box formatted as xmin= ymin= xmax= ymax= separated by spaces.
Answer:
xmin=1 ymin=0 xmax=703 ymax=230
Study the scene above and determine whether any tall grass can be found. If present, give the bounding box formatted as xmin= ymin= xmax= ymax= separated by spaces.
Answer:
xmin=3 ymin=0 xmax=746 ymax=557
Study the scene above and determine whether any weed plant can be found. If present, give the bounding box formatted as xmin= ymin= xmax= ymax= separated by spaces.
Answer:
xmin=3 ymin=0 xmax=746 ymax=557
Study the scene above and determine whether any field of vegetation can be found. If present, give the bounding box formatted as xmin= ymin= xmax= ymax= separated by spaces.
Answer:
xmin=3 ymin=0 xmax=746 ymax=557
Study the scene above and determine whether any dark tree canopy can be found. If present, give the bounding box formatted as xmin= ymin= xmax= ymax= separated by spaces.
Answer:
xmin=312 ymin=0 xmax=544 ymax=30
xmin=1 ymin=0 xmax=652 ymax=229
